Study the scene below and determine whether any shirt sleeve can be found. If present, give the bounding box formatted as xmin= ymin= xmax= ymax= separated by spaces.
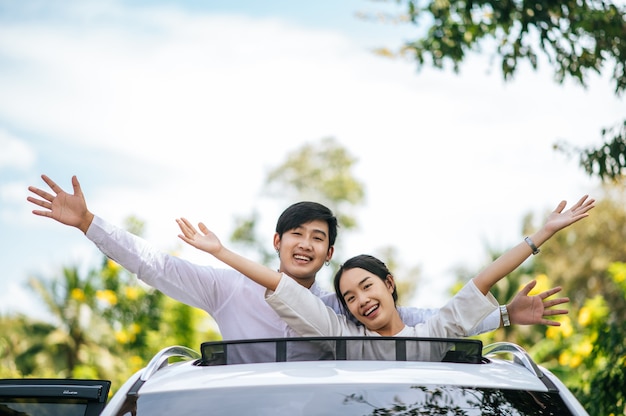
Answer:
xmin=398 ymin=304 xmax=500 ymax=334
xmin=418 ymin=280 xmax=498 ymax=338
xmin=397 ymin=306 xmax=438 ymax=326
xmin=86 ymin=215 xmax=241 ymax=314
xmin=265 ymin=274 xmax=349 ymax=337
xmin=471 ymin=309 xmax=501 ymax=334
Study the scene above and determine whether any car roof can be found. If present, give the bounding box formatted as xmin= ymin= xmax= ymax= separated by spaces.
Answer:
xmin=139 ymin=357 xmax=549 ymax=394
xmin=137 ymin=337 xmax=551 ymax=393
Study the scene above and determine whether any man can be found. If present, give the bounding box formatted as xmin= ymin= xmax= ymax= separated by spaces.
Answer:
xmin=27 ymin=175 xmax=568 ymax=355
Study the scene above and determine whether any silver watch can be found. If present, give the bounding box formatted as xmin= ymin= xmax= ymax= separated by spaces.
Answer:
xmin=499 ymin=305 xmax=511 ymax=327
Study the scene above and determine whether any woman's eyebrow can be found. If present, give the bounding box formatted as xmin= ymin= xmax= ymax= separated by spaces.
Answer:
xmin=342 ymin=277 xmax=371 ymax=298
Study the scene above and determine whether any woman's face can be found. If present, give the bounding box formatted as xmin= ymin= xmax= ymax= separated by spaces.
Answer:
xmin=338 ymin=267 xmax=402 ymax=336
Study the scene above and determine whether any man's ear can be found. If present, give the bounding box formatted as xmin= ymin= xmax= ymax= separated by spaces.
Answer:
xmin=273 ymin=233 xmax=281 ymax=251
xmin=326 ymin=246 xmax=335 ymax=262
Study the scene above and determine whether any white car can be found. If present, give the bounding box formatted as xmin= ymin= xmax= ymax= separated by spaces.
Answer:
xmin=97 ymin=337 xmax=589 ymax=416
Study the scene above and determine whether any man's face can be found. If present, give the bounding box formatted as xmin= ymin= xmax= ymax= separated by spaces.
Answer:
xmin=274 ymin=219 xmax=333 ymax=285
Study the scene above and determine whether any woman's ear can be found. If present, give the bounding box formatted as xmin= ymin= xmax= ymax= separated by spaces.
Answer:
xmin=385 ymin=274 xmax=396 ymax=293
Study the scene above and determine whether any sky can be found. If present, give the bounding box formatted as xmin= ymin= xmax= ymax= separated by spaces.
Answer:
xmin=0 ymin=0 xmax=622 ymax=322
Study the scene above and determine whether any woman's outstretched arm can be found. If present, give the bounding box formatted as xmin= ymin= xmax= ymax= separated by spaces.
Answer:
xmin=176 ymin=217 xmax=282 ymax=291
xmin=473 ymin=195 xmax=595 ymax=295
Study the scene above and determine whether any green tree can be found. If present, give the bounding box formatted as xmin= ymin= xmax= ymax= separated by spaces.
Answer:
xmin=230 ymin=136 xmax=365 ymax=267
xmin=364 ymin=0 xmax=626 ymax=180
xmin=0 ymin=314 xmax=58 ymax=378
xmin=17 ymin=216 xmax=221 ymax=393
xmin=456 ymin=189 xmax=626 ymax=415
xmin=528 ymin=189 xmax=626 ymax=415
xmin=28 ymin=266 xmax=117 ymax=379
xmin=573 ymin=262 xmax=626 ymax=415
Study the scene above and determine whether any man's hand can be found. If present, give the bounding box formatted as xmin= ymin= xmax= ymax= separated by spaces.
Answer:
xmin=27 ymin=175 xmax=94 ymax=234
xmin=507 ymin=280 xmax=569 ymax=326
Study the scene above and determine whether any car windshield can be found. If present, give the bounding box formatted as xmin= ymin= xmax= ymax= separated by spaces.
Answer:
xmin=120 ymin=384 xmax=574 ymax=416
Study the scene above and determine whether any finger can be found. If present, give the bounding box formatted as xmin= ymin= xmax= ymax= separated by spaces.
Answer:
xmin=27 ymin=186 xmax=54 ymax=202
xmin=518 ymin=280 xmax=537 ymax=296
xmin=198 ymin=222 xmax=210 ymax=235
xmin=175 ymin=219 xmax=194 ymax=237
xmin=570 ymin=195 xmax=585 ymax=209
xmin=571 ymin=195 xmax=595 ymax=215
xmin=26 ymin=196 xmax=50 ymax=209
xmin=41 ymin=174 xmax=63 ymax=194
xmin=177 ymin=234 xmax=192 ymax=244
xmin=553 ymin=200 xmax=567 ymax=214
xmin=543 ymin=297 xmax=569 ymax=307
xmin=31 ymin=209 xmax=51 ymax=217
xmin=71 ymin=175 xmax=83 ymax=198
xmin=178 ymin=218 xmax=196 ymax=235
xmin=539 ymin=286 xmax=562 ymax=299
xmin=542 ymin=319 xmax=561 ymax=327
xmin=579 ymin=199 xmax=595 ymax=213
xmin=180 ymin=217 xmax=194 ymax=228
xmin=542 ymin=308 xmax=569 ymax=316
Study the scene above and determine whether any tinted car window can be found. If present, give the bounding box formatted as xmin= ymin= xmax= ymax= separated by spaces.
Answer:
xmin=0 ymin=379 xmax=110 ymax=416
xmin=119 ymin=384 xmax=574 ymax=416
xmin=0 ymin=399 xmax=88 ymax=416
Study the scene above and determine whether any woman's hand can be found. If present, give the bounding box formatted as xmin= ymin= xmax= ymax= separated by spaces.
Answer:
xmin=176 ymin=217 xmax=222 ymax=255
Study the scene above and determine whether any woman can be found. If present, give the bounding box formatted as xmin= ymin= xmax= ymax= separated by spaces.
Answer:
xmin=176 ymin=195 xmax=594 ymax=355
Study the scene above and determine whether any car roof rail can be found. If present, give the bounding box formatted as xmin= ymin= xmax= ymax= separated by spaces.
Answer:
xmin=111 ymin=346 xmax=200 ymax=413
xmin=140 ymin=345 xmax=201 ymax=382
xmin=483 ymin=342 xmax=543 ymax=376
xmin=483 ymin=342 xmax=559 ymax=392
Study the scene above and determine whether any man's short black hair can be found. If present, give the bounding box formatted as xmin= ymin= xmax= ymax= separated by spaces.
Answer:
xmin=275 ymin=201 xmax=338 ymax=247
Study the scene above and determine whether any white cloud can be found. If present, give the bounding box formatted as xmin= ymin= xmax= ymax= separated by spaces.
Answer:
xmin=0 ymin=130 xmax=35 ymax=170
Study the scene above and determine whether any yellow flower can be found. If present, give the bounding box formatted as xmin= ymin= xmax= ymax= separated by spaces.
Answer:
xmin=70 ymin=288 xmax=85 ymax=302
xmin=608 ymin=262 xmax=626 ymax=283
xmin=578 ymin=306 xmax=592 ymax=327
xmin=124 ymin=286 xmax=140 ymax=301
xmin=576 ymin=339 xmax=593 ymax=356
xmin=115 ymin=330 xmax=129 ymax=344
xmin=130 ymin=355 xmax=144 ymax=368
xmin=558 ymin=350 xmax=571 ymax=366
xmin=560 ymin=316 xmax=573 ymax=338
xmin=558 ymin=350 xmax=582 ymax=368
xmin=546 ymin=325 xmax=560 ymax=340
xmin=106 ymin=259 xmax=121 ymax=272
xmin=569 ymin=354 xmax=582 ymax=368
xmin=529 ymin=274 xmax=550 ymax=296
xmin=96 ymin=289 xmax=118 ymax=306
xmin=129 ymin=323 xmax=141 ymax=335
xmin=547 ymin=315 xmax=573 ymax=339
xmin=579 ymin=296 xmax=609 ymax=324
